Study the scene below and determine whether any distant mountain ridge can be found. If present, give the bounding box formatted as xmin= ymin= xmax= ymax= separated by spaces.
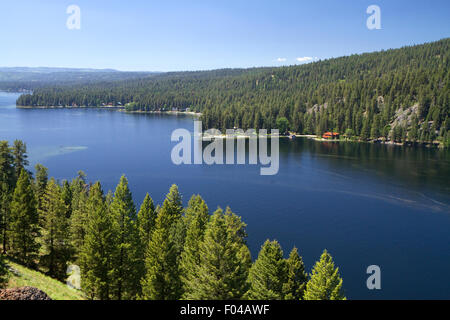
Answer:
xmin=0 ymin=67 xmax=120 ymax=73
xmin=0 ymin=67 xmax=160 ymax=91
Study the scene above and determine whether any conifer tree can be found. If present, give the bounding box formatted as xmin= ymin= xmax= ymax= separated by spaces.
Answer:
xmin=186 ymin=207 xmax=251 ymax=300
xmin=12 ymin=140 xmax=29 ymax=181
xmin=304 ymin=250 xmax=346 ymax=300
xmin=246 ymin=240 xmax=287 ymax=300
xmin=141 ymin=198 xmax=182 ymax=300
xmin=137 ymin=193 xmax=156 ymax=252
xmin=79 ymin=182 xmax=114 ymax=300
xmin=109 ymin=175 xmax=140 ymax=300
xmin=61 ymin=180 xmax=72 ymax=217
xmin=165 ymin=184 xmax=185 ymax=265
xmin=69 ymin=171 xmax=89 ymax=261
xmin=164 ymin=184 xmax=183 ymax=218
xmin=39 ymin=178 xmax=71 ymax=280
xmin=180 ymin=195 xmax=209 ymax=298
xmin=0 ymin=141 xmax=15 ymax=254
xmin=33 ymin=164 xmax=48 ymax=217
xmin=136 ymin=193 xmax=156 ymax=290
xmin=9 ymin=169 xmax=39 ymax=267
xmin=282 ymin=247 xmax=308 ymax=300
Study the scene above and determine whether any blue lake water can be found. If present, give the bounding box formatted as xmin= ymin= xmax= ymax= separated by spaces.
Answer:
xmin=1 ymin=91 xmax=449 ymax=299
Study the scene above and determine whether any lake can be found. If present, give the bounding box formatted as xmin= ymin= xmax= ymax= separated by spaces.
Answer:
xmin=1 ymin=91 xmax=449 ymax=299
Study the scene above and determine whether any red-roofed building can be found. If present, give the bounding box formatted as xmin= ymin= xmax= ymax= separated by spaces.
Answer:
xmin=322 ymin=132 xmax=340 ymax=139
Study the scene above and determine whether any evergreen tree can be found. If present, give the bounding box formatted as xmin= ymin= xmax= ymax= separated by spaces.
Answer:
xmin=165 ymin=184 xmax=186 ymax=265
xmin=246 ymin=240 xmax=286 ymax=300
xmin=141 ymin=186 xmax=184 ymax=300
xmin=9 ymin=169 xmax=39 ymax=267
xmin=180 ymin=195 xmax=209 ymax=299
xmin=39 ymin=178 xmax=71 ymax=280
xmin=282 ymin=247 xmax=308 ymax=300
xmin=69 ymin=171 xmax=89 ymax=261
xmin=0 ymin=141 xmax=15 ymax=254
xmin=304 ymin=250 xmax=346 ymax=300
xmin=409 ymin=116 xmax=419 ymax=142
xmin=186 ymin=207 xmax=251 ymax=300
xmin=164 ymin=184 xmax=183 ymax=218
xmin=137 ymin=193 xmax=156 ymax=252
xmin=12 ymin=140 xmax=29 ymax=181
xmin=79 ymin=182 xmax=114 ymax=300
xmin=61 ymin=180 xmax=72 ymax=217
xmin=33 ymin=163 xmax=48 ymax=217
xmin=109 ymin=175 xmax=140 ymax=300
xmin=136 ymin=193 xmax=156 ymax=292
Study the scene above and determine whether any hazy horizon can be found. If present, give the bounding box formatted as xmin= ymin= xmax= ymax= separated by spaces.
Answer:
xmin=1 ymin=0 xmax=449 ymax=71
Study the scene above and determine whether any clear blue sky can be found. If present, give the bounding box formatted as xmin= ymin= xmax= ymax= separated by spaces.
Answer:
xmin=0 ymin=0 xmax=449 ymax=71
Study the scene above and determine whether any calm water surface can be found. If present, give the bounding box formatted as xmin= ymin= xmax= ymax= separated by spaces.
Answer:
xmin=1 ymin=92 xmax=449 ymax=299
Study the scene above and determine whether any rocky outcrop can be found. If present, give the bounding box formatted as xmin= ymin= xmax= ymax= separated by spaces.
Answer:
xmin=390 ymin=104 xmax=419 ymax=129
xmin=0 ymin=286 xmax=51 ymax=300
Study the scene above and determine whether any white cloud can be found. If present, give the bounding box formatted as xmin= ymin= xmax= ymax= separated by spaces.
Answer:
xmin=296 ymin=56 xmax=314 ymax=62
xmin=276 ymin=58 xmax=287 ymax=62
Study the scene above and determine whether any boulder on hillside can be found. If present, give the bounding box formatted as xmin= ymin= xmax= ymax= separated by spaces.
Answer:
xmin=0 ymin=286 xmax=51 ymax=300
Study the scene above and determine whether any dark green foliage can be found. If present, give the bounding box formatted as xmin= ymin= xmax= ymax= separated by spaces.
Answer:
xmin=136 ymin=193 xmax=156 ymax=295
xmin=33 ymin=163 xmax=48 ymax=216
xmin=141 ymin=185 xmax=184 ymax=300
xmin=304 ymin=250 xmax=346 ymax=300
xmin=276 ymin=117 xmax=290 ymax=135
xmin=137 ymin=193 xmax=156 ymax=251
xmin=69 ymin=171 xmax=89 ymax=261
xmin=185 ymin=207 xmax=251 ymax=300
xmin=180 ymin=195 xmax=209 ymax=299
xmin=282 ymin=247 xmax=308 ymax=300
xmin=246 ymin=240 xmax=286 ymax=300
xmin=0 ymin=141 xmax=15 ymax=254
xmin=109 ymin=175 xmax=140 ymax=300
xmin=79 ymin=182 xmax=115 ymax=300
xmin=12 ymin=140 xmax=29 ymax=180
xmin=61 ymin=180 xmax=72 ymax=217
xmin=9 ymin=169 xmax=39 ymax=267
xmin=39 ymin=178 xmax=72 ymax=280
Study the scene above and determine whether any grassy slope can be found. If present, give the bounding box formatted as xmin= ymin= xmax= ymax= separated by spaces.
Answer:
xmin=5 ymin=258 xmax=84 ymax=300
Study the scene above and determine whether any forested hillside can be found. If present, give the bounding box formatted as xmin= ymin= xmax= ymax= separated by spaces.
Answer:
xmin=16 ymin=39 xmax=450 ymax=145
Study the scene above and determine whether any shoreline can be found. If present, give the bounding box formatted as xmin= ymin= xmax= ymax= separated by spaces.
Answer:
xmin=122 ymin=109 xmax=202 ymax=117
xmin=14 ymin=105 xmax=445 ymax=148
xmin=16 ymin=105 xmax=202 ymax=117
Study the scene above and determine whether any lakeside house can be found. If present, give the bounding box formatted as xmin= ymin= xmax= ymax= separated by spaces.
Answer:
xmin=322 ymin=132 xmax=340 ymax=139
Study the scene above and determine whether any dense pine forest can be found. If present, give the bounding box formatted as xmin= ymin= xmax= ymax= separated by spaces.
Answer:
xmin=16 ymin=39 xmax=450 ymax=146
xmin=0 ymin=140 xmax=346 ymax=300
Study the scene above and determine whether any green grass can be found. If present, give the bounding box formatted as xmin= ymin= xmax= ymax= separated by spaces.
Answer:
xmin=5 ymin=258 xmax=85 ymax=300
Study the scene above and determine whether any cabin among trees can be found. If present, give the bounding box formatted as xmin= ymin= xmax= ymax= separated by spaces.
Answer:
xmin=322 ymin=132 xmax=340 ymax=139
